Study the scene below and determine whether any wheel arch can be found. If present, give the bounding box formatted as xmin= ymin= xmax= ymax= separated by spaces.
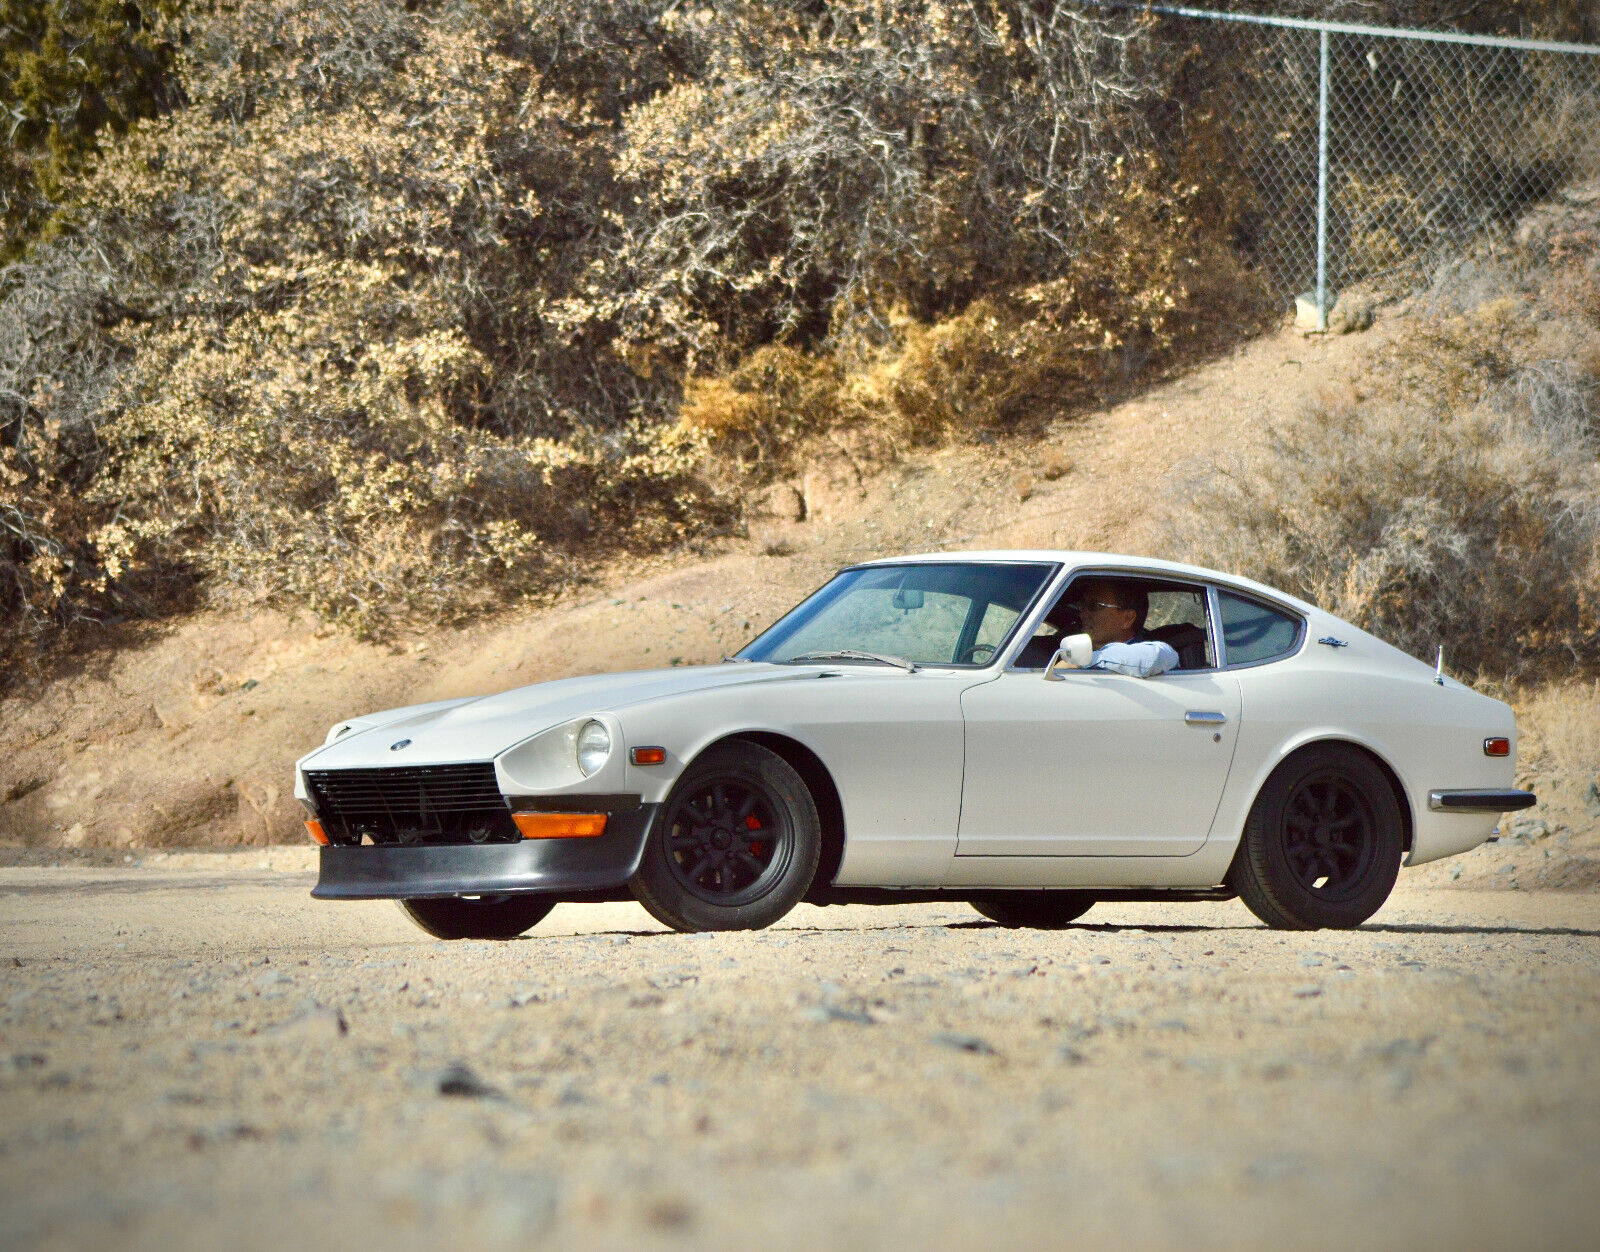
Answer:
xmin=697 ymin=731 xmax=846 ymax=893
xmin=1257 ymin=736 xmax=1414 ymax=855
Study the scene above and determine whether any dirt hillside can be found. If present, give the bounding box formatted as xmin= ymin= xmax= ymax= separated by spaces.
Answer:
xmin=1 ymin=307 xmax=1591 ymax=890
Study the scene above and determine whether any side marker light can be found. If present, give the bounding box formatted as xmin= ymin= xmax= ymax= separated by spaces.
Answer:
xmin=1483 ymin=737 xmax=1510 ymax=757
xmin=631 ymin=747 xmax=667 ymax=766
xmin=305 ymin=819 xmax=330 ymax=846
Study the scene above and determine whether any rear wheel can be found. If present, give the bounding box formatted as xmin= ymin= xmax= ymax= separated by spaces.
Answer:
xmin=971 ymin=892 xmax=1096 ymax=929
xmin=631 ymin=742 xmax=820 ymax=932
xmin=398 ymin=894 xmax=555 ymax=940
xmin=1227 ymin=744 xmax=1403 ymax=930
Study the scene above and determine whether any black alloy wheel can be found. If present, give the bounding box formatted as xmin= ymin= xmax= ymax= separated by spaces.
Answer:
xmin=398 ymin=894 xmax=555 ymax=940
xmin=631 ymin=742 xmax=820 ymax=932
xmin=1281 ymin=774 xmax=1380 ymax=901
xmin=665 ymin=777 xmax=791 ymax=905
xmin=1228 ymin=744 xmax=1403 ymax=930
xmin=971 ymin=892 xmax=1097 ymax=929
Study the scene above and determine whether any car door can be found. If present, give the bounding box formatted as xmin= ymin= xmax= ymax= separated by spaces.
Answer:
xmin=956 ymin=576 xmax=1242 ymax=857
xmin=956 ymin=668 xmax=1242 ymax=856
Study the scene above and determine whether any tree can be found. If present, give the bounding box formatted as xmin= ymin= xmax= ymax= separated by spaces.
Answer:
xmin=1 ymin=0 xmax=180 ymax=259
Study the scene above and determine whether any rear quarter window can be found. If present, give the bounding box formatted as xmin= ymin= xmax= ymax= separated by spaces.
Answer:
xmin=1217 ymin=591 xmax=1304 ymax=666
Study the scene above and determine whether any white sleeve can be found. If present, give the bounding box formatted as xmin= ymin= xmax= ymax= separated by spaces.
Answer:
xmin=1087 ymin=640 xmax=1180 ymax=678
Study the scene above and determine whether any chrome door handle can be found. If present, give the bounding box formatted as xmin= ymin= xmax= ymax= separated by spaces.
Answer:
xmin=1184 ymin=711 xmax=1228 ymax=725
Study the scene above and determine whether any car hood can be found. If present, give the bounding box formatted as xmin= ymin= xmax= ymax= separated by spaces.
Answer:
xmin=301 ymin=663 xmax=800 ymax=767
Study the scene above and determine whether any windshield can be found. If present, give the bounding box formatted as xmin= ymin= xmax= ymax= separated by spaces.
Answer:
xmin=737 ymin=562 xmax=1057 ymax=667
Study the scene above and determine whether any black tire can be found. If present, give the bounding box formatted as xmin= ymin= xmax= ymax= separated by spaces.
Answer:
xmin=971 ymin=892 xmax=1097 ymax=928
xmin=398 ymin=894 xmax=555 ymax=940
xmin=1227 ymin=744 xmax=1403 ymax=930
xmin=631 ymin=741 xmax=821 ymax=932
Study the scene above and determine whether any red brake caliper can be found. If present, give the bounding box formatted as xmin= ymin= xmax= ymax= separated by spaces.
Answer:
xmin=745 ymin=813 xmax=763 ymax=857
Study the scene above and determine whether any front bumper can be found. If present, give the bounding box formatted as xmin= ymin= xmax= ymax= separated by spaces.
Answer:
xmin=313 ymin=804 xmax=658 ymax=900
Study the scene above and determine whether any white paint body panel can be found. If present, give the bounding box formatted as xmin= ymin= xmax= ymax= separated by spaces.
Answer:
xmin=295 ymin=550 xmax=1523 ymax=886
xmin=618 ymin=669 xmax=971 ymax=887
xmin=958 ymin=670 xmax=1242 ymax=856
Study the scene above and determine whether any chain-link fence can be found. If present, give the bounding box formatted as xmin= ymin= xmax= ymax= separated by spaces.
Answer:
xmin=1104 ymin=4 xmax=1600 ymax=327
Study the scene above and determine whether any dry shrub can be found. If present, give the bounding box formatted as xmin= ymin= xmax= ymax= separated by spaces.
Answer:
xmin=0 ymin=0 xmax=1279 ymax=672
xmin=1160 ymin=295 xmax=1600 ymax=681
xmin=0 ymin=0 xmax=721 ymax=666
xmin=879 ymin=156 xmax=1261 ymax=441
xmin=677 ymin=346 xmax=842 ymax=472
xmin=606 ymin=1 xmax=1163 ymax=369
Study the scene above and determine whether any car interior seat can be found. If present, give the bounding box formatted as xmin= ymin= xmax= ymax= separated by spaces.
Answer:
xmin=1146 ymin=622 xmax=1208 ymax=670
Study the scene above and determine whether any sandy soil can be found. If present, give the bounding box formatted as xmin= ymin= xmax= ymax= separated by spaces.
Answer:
xmin=1 ymin=860 xmax=1596 ymax=1251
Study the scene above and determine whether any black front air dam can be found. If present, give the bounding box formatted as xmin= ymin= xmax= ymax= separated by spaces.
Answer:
xmin=313 ymin=804 xmax=657 ymax=900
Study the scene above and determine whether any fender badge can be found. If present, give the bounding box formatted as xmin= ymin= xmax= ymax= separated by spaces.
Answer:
xmin=1317 ymin=636 xmax=1348 ymax=649
xmin=390 ymin=739 xmax=412 ymax=751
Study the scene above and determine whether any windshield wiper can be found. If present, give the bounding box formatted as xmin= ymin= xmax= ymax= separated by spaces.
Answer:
xmin=720 ymin=654 xmax=754 ymax=663
xmin=786 ymin=649 xmax=918 ymax=673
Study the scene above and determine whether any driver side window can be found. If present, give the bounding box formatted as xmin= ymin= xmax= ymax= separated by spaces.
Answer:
xmin=1012 ymin=575 xmax=1216 ymax=671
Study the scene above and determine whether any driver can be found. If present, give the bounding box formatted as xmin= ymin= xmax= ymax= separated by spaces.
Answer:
xmin=1070 ymin=579 xmax=1178 ymax=678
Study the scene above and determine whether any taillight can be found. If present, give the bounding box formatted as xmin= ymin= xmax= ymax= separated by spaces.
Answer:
xmin=1483 ymin=737 xmax=1510 ymax=757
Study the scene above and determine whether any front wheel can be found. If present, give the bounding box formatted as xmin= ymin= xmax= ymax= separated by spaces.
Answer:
xmin=631 ymin=742 xmax=820 ymax=932
xmin=399 ymin=894 xmax=555 ymax=940
xmin=971 ymin=892 xmax=1096 ymax=928
xmin=1227 ymin=744 xmax=1403 ymax=930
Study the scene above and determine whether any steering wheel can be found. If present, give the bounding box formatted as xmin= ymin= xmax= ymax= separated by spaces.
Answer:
xmin=957 ymin=642 xmax=998 ymax=664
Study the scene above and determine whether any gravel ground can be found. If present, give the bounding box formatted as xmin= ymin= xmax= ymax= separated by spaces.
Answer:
xmin=2 ymin=856 xmax=1597 ymax=1251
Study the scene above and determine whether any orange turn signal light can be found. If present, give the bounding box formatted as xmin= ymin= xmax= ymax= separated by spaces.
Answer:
xmin=630 ymin=746 xmax=666 ymax=766
xmin=1483 ymin=737 xmax=1511 ymax=757
xmin=513 ymin=812 xmax=608 ymax=840
xmin=305 ymin=819 xmax=330 ymax=846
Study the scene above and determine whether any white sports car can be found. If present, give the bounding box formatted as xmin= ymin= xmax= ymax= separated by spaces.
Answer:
xmin=295 ymin=552 xmax=1534 ymax=937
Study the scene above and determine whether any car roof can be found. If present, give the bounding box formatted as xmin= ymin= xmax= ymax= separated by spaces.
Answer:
xmin=853 ymin=550 xmax=1321 ymax=617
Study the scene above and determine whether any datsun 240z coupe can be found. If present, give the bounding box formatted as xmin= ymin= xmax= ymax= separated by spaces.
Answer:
xmin=295 ymin=552 xmax=1535 ymax=937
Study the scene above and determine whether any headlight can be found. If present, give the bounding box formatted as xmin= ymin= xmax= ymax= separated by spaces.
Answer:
xmin=576 ymin=720 xmax=611 ymax=777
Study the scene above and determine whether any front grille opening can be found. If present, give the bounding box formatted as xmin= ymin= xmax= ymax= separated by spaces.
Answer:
xmin=306 ymin=763 xmax=519 ymax=846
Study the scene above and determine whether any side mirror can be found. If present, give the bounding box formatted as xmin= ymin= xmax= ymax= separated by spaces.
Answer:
xmin=1043 ymin=633 xmax=1094 ymax=681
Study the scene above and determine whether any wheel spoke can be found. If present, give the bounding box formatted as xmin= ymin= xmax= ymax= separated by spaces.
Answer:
xmin=735 ymin=791 xmax=758 ymax=821
xmin=735 ymin=849 xmax=765 ymax=875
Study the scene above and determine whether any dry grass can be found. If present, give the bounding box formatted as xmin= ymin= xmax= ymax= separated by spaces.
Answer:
xmin=1514 ymin=682 xmax=1600 ymax=804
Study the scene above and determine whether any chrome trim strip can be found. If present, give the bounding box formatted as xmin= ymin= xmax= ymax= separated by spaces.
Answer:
xmin=1206 ymin=583 xmax=1226 ymax=669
